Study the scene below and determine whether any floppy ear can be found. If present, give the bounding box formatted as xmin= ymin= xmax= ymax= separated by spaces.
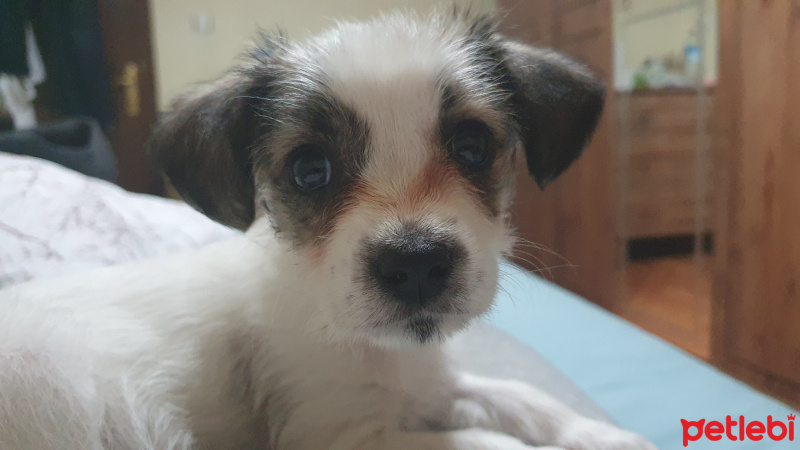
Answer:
xmin=501 ymin=41 xmax=605 ymax=189
xmin=147 ymin=74 xmax=258 ymax=230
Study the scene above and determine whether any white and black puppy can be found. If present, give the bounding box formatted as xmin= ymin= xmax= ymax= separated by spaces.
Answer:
xmin=0 ymin=10 xmax=656 ymax=450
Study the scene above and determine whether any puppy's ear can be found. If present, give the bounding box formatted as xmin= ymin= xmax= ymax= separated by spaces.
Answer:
xmin=147 ymin=73 xmax=258 ymax=230
xmin=501 ymin=41 xmax=605 ymax=189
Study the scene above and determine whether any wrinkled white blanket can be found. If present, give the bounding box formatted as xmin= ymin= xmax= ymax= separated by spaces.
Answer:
xmin=0 ymin=153 xmax=237 ymax=287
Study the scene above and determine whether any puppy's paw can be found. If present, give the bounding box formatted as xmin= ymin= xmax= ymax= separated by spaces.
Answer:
xmin=557 ymin=419 xmax=657 ymax=450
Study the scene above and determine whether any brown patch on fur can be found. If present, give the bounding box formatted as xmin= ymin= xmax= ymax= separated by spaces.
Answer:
xmin=339 ymin=158 xmax=492 ymax=220
xmin=402 ymin=159 xmax=465 ymax=213
xmin=308 ymin=242 xmax=328 ymax=267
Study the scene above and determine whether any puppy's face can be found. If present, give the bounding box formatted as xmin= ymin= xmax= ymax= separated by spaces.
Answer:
xmin=149 ymin=12 xmax=603 ymax=346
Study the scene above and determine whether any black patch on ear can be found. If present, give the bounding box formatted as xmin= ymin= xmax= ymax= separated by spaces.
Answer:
xmin=147 ymin=33 xmax=290 ymax=230
xmin=500 ymin=41 xmax=605 ymax=188
xmin=147 ymin=74 xmax=263 ymax=230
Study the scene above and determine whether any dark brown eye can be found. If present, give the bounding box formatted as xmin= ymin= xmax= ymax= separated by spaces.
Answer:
xmin=289 ymin=145 xmax=331 ymax=191
xmin=450 ymin=120 xmax=493 ymax=169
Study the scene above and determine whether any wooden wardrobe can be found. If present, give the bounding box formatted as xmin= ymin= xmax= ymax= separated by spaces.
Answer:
xmin=712 ymin=0 xmax=800 ymax=407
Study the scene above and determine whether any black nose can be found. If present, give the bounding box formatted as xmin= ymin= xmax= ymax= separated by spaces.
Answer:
xmin=374 ymin=242 xmax=456 ymax=308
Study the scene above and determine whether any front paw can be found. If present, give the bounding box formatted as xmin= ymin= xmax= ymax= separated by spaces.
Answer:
xmin=558 ymin=420 xmax=657 ymax=450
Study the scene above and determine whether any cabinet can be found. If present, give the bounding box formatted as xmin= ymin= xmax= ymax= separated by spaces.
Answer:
xmin=624 ymin=91 xmax=714 ymax=238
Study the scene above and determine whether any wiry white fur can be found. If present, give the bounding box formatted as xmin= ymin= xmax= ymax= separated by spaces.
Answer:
xmin=0 ymin=12 xmax=655 ymax=450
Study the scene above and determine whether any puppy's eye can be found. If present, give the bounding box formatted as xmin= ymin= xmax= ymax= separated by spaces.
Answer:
xmin=450 ymin=120 xmax=493 ymax=169
xmin=289 ymin=145 xmax=331 ymax=191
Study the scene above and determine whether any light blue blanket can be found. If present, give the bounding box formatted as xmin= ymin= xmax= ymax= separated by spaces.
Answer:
xmin=490 ymin=262 xmax=795 ymax=450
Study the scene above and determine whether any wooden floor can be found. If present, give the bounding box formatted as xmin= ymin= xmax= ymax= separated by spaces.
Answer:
xmin=620 ymin=256 xmax=712 ymax=360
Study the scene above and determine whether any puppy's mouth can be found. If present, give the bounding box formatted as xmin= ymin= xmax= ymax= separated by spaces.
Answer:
xmin=376 ymin=310 xmax=473 ymax=344
xmin=404 ymin=314 xmax=442 ymax=343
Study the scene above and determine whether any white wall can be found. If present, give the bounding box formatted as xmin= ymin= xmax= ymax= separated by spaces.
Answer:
xmin=149 ymin=0 xmax=495 ymax=110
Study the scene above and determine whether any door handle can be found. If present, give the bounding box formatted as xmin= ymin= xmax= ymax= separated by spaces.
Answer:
xmin=117 ymin=61 xmax=141 ymax=118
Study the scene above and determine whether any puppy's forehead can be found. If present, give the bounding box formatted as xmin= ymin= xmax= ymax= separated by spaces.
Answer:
xmin=302 ymin=19 xmax=473 ymax=184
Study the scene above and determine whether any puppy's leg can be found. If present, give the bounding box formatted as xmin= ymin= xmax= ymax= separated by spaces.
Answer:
xmin=0 ymin=348 xmax=104 ymax=450
xmin=412 ymin=373 xmax=656 ymax=450
xmin=0 ymin=344 xmax=194 ymax=450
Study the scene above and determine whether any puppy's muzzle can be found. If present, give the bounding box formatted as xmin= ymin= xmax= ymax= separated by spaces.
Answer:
xmin=366 ymin=223 xmax=465 ymax=309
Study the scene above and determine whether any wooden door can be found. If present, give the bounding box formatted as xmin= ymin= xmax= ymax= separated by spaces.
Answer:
xmin=498 ymin=0 xmax=620 ymax=310
xmin=98 ymin=0 xmax=162 ymax=195
xmin=713 ymin=0 xmax=800 ymax=406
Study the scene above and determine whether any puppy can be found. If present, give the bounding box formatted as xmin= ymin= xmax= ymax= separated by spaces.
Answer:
xmin=0 ymin=10 xmax=656 ymax=450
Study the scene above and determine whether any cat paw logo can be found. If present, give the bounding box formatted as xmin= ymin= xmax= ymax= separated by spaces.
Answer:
xmin=681 ymin=414 xmax=795 ymax=447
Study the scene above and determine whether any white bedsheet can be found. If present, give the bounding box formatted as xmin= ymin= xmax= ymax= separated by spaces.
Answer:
xmin=0 ymin=153 xmax=236 ymax=287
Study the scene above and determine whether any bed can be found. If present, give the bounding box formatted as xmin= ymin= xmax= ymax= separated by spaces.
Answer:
xmin=0 ymin=153 xmax=793 ymax=449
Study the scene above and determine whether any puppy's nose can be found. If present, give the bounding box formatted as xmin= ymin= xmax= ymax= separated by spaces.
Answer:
xmin=375 ymin=243 xmax=455 ymax=308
